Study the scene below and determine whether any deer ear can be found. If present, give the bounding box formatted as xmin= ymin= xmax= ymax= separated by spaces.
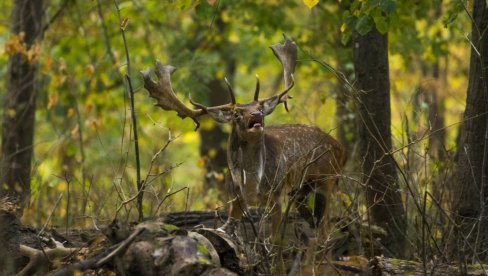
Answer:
xmin=260 ymin=92 xmax=288 ymax=115
xmin=206 ymin=108 xmax=233 ymax=123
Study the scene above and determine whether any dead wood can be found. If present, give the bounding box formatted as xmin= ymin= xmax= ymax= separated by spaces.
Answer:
xmin=15 ymin=210 xmax=488 ymax=275
xmin=18 ymin=242 xmax=79 ymax=276
xmin=369 ymin=256 xmax=487 ymax=276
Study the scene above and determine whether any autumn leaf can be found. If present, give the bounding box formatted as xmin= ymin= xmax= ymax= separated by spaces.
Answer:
xmin=303 ymin=0 xmax=319 ymax=9
xmin=71 ymin=125 xmax=79 ymax=137
xmin=26 ymin=43 xmax=40 ymax=64
xmin=207 ymin=0 xmax=217 ymax=6
xmin=42 ymin=56 xmax=53 ymax=74
xmin=47 ymin=92 xmax=58 ymax=110
xmin=4 ymin=33 xmax=27 ymax=57
xmin=85 ymin=64 xmax=95 ymax=76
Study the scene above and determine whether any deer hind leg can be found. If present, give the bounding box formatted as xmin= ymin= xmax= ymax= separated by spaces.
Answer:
xmin=302 ymin=178 xmax=334 ymax=266
xmin=315 ymin=177 xmax=336 ymax=249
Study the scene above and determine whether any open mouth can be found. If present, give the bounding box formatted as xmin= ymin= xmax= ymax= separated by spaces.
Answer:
xmin=248 ymin=117 xmax=264 ymax=129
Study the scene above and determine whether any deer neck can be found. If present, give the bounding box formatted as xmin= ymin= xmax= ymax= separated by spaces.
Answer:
xmin=227 ymin=129 xmax=265 ymax=186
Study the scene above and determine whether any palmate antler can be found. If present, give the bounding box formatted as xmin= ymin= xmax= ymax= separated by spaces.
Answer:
xmin=268 ymin=33 xmax=297 ymax=111
xmin=140 ymin=34 xmax=298 ymax=128
xmin=140 ymin=62 xmax=234 ymax=130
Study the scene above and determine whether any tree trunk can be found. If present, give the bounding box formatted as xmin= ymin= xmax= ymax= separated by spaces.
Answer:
xmin=0 ymin=199 xmax=21 ymax=274
xmin=200 ymin=77 xmax=234 ymax=195
xmin=453 ymin=0 xmax=488 ymax=262
xmin=1 ymin=0 xmax=43 ymax=213
xmin=197 ymin=18 xmax=235 ymax=197
xmin=352 ymin=28 xmax=406 ymax=257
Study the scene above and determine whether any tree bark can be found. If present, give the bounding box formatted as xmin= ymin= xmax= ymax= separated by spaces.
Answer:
xmin=453 ymin=0 xmax=488 ymax=262
xmin=1 ymin=0 xmax=43 ymax=213
xmin=352 ymin=28 xmax=406 ymax=257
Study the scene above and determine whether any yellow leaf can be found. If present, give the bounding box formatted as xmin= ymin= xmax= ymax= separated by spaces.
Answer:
xmin=215 ymin=69 xmax=225 ymax=81
xmin=42 ymin=56 xmax=53 ymax=74
xmin=57 ymin=182 xmax=67 ymax=192
xmin=303 ymin=0 xmax=319 ymax=9
xmin=67 ymin=108 xmax=75 ymax=118
xmin=221 ymin=10 xmax=230 ymax=23
xmin=197 ymin=158 xmax=205 ymax=168
xmin=228 ymin=32 xmax=239 ymax=44
xmin=337 ymin=191 xmax=352 ymax=207
xmin=340 ymin=23 xmax=347 ymax=33
xmin=207 ymin=0 xmax=217 ymax=5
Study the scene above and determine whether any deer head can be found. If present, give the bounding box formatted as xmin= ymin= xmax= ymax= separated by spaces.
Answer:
xmin=140 ymin=34 xmax=297 ymax=135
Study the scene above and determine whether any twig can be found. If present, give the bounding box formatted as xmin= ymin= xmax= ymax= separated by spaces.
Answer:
xmin=153 ymin=186 xmax=188 ymax=214
xmin=115 ymin=134 xmax=182 ymax=215
xmin=114 ymin=0 xmax=143 ymax=221
xmin=42 ymin=0 xmax=70 ymax=34
xmin=96 ymin=227 xmax=146 ymax=267
xmin=38 ymin=194 xmax=63 ymax=236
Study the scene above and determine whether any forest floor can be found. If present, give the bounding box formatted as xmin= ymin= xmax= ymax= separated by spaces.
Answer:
xmin=13 ymin=210 xmax=488 ymax=275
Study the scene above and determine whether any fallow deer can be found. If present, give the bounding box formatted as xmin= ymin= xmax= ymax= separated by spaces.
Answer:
xmin=141 ymin=35 xmax=346 ymax=249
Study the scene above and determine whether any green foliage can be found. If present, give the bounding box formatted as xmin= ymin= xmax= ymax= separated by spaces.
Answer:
xmin=0 ymin=0 xmax=473 ymax=247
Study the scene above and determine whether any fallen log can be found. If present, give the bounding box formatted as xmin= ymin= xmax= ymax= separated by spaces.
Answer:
xmin=15 ymin=210 xmax=488 ymax=275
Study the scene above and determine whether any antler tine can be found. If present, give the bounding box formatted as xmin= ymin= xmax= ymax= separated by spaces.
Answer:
xmin=253 ymin=74 xmax=260 ymax=101
xmin=270 ymin=33 xmax=297 ymax=111
xmin=224 ymin=77 xmax=236 ymax=104
xmin=140 ymin=61 xmax=206 ymax=130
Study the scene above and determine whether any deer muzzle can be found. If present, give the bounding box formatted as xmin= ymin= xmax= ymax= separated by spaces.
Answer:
xmin=248 ymin=113 xmax=264 ymax=131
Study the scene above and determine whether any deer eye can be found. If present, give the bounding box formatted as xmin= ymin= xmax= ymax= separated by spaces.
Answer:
xmin=233 ymin=112 xmax=242 ymax=120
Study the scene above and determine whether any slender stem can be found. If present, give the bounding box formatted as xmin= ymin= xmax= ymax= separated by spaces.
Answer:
xmin=114 ymin=0 xmax=143 ymax=221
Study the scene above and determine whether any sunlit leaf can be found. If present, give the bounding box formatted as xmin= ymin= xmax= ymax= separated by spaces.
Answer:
xmin=302 ymin=0 xmax=319 ymax=9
